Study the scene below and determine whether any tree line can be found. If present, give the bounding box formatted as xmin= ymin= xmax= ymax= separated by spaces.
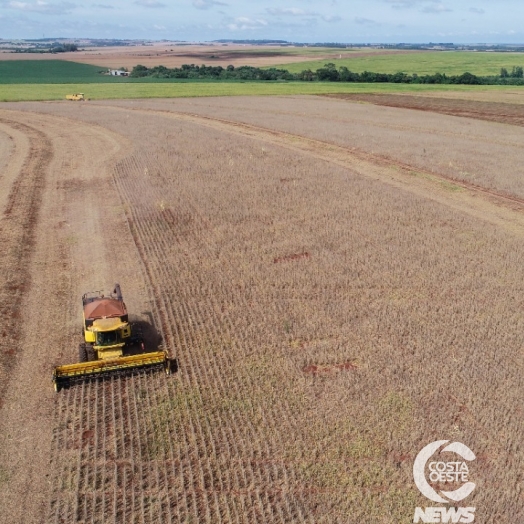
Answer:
xmin=131 ymin=64 xmax=294 ymax=81
xmin=130 ymin=62 xmax=524 ymax=85
xmin=14 ymin=43 xmax=78 ymax=54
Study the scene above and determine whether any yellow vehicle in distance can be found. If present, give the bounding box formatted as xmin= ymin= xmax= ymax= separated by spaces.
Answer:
xmin=53 ymin=283 xmax=171 ymax=391
xmin=65 ymin=93 xmax=85 ymax=101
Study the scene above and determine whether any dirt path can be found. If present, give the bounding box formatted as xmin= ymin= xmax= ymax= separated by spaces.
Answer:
xmin=0 ymin=117 xmax=52 ymax=405
xmin=0 ymin=121 xmax=30 ymax=214
xmin=0 ymin=110 xmax=134 ymax=524
xmin=0 ymin=125 xmax=15 ymax=193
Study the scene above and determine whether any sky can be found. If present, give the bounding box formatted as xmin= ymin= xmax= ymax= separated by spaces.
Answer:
xmin=0 ymin=0 xmax=523 ymax=43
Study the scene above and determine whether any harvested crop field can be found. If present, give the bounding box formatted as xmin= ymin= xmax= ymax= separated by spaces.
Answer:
xmin=0 ymin=95 xmax=523 ymax=523
xmin=0 ymin=43 xmax=416 ymax=70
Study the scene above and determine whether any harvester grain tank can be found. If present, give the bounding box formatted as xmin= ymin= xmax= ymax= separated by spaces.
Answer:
xmin=53 ymin=283 xmax=170 ymax=391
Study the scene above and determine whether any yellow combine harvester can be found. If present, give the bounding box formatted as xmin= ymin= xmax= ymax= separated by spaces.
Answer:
xmin=65 ymin=93 xmax=85 ymax=101
xmin=53 ymin=283 xmax=171 ymax=391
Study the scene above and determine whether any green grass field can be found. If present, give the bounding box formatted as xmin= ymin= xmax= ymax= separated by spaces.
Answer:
xmin=0 ymin=81 xmax=517 ymax=102
xmin=0 ymin=60 xmax=122 ymax=83
xmin=209 ymin=46 xmax=387 ymax=57
xmin=1 ymin=52 xmax=524 ymax=102
xmin=277 ymin=51 xmax=524 ymax=76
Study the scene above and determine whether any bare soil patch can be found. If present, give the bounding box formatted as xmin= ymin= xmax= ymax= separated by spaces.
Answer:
xmin=400 ymin=88 xmax=524 ymax=105
xmin=325 ymin=92 xmax=524 ymax=127
xmin=0 ymin=126 xmax=12 ymax=173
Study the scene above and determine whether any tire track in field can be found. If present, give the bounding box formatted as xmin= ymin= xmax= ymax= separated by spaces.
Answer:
xmin=0 ymin=122 xmax=29 ymax=214
xmin=32 ymin=114 xmax=168 ymax=524
xmin=0 ymin=117 xmax=52 ymax=406
xmin=97 ymin=104 xmax=524 ymax=237
xmin=0 ymin=110 xmax=135 ymax=524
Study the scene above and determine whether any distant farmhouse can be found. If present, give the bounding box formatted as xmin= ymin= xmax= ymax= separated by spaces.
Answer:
xmin=107 ymin=69 xmax=129 ymax=76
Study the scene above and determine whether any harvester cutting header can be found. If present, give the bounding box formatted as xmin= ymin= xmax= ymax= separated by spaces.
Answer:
xmin=53 ymin=283 xmax=171 ymax=391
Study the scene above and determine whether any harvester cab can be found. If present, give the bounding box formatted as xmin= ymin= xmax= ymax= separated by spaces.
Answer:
xmin=53 ymin=283 xmax=171 ymax=391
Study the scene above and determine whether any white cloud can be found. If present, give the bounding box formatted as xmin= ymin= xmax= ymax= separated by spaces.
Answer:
xmin=2 ymin=0 xmax=76 ymax=15
xmin=322 ymin=14 xmax=341 ymax=23
xmin=134 ymin=0 xmax=166 ymax=8
xmin=265 ymin=7 xmax=341 ymax=23
xmin=469 ymin=7 xmax=485 ymax=14
xmin=385 ymin=0 xmax=439 ymax=9
xmin=266 ymin=7 xmax=308 ymax=16
xmin=227 ymin=16 xmax=268 ymax=30
xmin=355 ymin=16 xmax=378 ymax=24
xmin=384 ymin=0 xmax=419 ymax=8
xmin=384 ymin=0 xmax=452 ymax=13
xmin=422 ymin=3 xmax=452 ymax=13
xmin=192 ymin=0 xmax=227 ymax=10
xmin=91 ymin=3 xmax=114 ymax=8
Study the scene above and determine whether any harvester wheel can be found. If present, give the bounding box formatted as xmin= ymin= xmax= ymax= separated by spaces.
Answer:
xmin=78 ymin=344 xmax=88 ymax=363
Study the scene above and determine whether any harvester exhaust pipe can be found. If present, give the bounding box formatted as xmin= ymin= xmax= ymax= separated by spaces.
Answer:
xmin=114 ymin=283 xmax=123 ymax=301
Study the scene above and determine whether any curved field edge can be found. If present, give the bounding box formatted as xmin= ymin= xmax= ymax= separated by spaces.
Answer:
xmin=0 ymin=82 xmax=519 ymax=102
